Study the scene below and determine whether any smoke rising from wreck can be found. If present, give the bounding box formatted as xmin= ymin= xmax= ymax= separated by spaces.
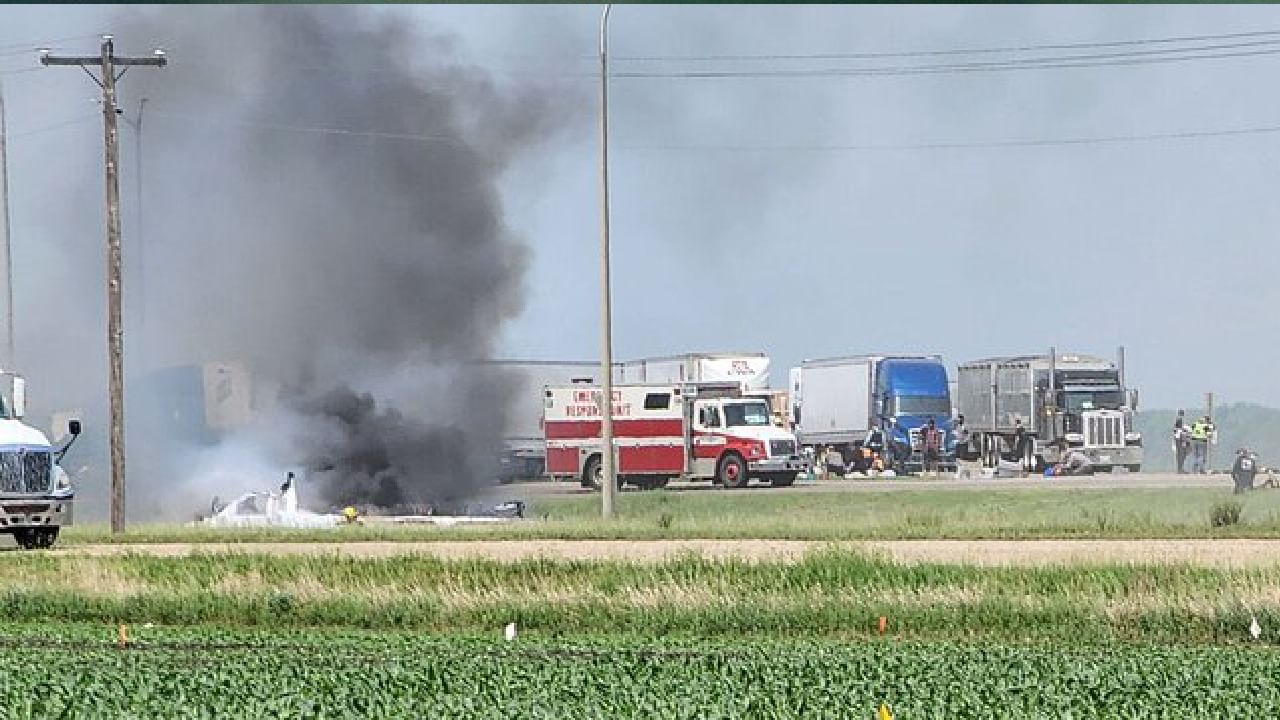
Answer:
xmin=104 ymin=5 xmax=577 ymax=514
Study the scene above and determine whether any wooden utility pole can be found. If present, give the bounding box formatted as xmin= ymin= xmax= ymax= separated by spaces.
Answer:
xmin=41 ymin=36 xmax=166 ymax=533
xmin=598 ymin=4 xmax=616 ymax=517
xmin=0 ymin=81 xmax=13 ymax=370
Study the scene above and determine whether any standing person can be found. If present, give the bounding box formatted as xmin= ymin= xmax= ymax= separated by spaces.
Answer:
xmin=921 ymin=417 xmax=943 ymax=477
xmin=1173 ymin=410 xmax=1190 ymax=474
xmin=1189 ymin=416 xmax=1213 ymax=474
xmin=863 ymin=425 xmax=886 ymax=475
xmin=1232 ymin=448 xmax=1258 ymax=495
xmin=953 ymin=414 xmax=970 ymax=461
xmin=884 ymin=418 xmax=903 ymax=473
xmin=1010 ymin=419 xmax=1032 ymax=471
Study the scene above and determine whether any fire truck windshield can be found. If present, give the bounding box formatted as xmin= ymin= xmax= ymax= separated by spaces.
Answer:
xmin=723 ymin=401 xmax=772 ymax=428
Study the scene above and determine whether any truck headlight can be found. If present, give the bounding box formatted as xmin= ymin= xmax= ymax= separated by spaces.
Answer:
xmin=55 ymin=467 xmax=71 ymax=490
xmin=1125 ymin=432 xmax=1142 ymax=445
xmin=1064 ymin=433 xmax=1084 ymax=444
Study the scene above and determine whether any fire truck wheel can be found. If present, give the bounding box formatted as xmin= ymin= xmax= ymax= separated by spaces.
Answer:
xmin=582 ymin=454 xmax=622 ymax=492
xmin=583 ymin=454 xmax=603 ymax=490
xmin=717 ymin=453 xmax=749 ymax=489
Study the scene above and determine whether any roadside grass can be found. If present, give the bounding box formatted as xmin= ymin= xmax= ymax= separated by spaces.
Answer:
xmin=3 ymin=550 xmax=1280 ymax=645
xmin=60 ymin=486 xmax=1280 ymax=543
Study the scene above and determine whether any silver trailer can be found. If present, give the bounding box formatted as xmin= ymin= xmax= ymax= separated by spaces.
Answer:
xmin=955 ymin=348 xmax=1143 ymax=472
xmin=475 ymin=359 xmax=617 ymax=481
xmin=615 ymin=352 xmax=770 ymax=391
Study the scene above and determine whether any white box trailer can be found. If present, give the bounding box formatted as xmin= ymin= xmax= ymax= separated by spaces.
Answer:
xmin=616 ymin=353 xmax=770 ymax=391
xmin=791 ymin=357 xmax=875 ymax=446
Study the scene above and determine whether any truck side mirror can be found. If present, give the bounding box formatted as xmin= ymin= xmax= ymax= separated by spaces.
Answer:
xmin=68 ymin=420 xmax=82 ymax=436
xmin=1127 ymin=389 xmax=1139 ymax=411
xmin=11 ymin=376 xmax=25 ymax=418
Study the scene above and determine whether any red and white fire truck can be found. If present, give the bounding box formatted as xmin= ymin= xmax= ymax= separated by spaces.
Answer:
xmin=543 ymin=382 xmax=807 ymax=490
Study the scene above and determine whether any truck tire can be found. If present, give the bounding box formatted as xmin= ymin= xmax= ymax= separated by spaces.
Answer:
xmin=768 ymin=473 xmax=796 ymax=488
xmin=627 ymin=476 xmax=658 ymax=491
xmin=582 ymin=454 xmax=602 ymax=490
xmin=582 ymin=454 xmax=622 ymax=492
xmin=717 ymin=453 xmax=749 ymax=489
xmin=13 ymin=528 xmax=53 ymax=550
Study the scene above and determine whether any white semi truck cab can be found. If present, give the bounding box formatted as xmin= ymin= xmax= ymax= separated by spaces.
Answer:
xmin=0 ymin=372 xmax=81 ymax=549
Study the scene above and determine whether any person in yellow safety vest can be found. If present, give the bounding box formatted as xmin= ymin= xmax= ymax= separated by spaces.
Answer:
xmin=342 ymin=506 xmax=361 ymax=525
xmin=1188 ymin=416 xmax=1215 ymax=474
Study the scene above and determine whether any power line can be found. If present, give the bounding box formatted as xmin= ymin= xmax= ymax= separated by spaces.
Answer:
xmin=615 ymin=26 xmax=1280 ymax=62
xmin=4 ymin=114 xmax=98 ymax=140
xmin=145 ymin=109 xmax=467 ymax=145
xmin=623 ymin=123 xmax=1280 ymax=153
xmin=0 ymin=34 xmax=99 ymax=55
xmin=130 ymin=109 xmax=1280 ymax=153
xmin=614 ymin=45 xmax=1280 ymax=79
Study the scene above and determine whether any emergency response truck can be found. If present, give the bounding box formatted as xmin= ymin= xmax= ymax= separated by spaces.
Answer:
xmin=543 ymin=382 xmax=806 ymax=490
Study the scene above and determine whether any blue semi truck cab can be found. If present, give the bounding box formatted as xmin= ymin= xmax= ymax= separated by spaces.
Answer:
xmin=875 ymin=357 xmax=955 ymax=464
xmin=792 ymin=354 xmax=954 ymax=472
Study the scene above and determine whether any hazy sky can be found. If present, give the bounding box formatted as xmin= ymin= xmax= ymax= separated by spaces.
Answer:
xmin=3 ymin=4 xmax=1280 ymax=414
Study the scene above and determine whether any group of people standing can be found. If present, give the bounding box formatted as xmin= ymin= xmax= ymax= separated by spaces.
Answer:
xmin=1172 ymin=410 xmax=1216 ymax=474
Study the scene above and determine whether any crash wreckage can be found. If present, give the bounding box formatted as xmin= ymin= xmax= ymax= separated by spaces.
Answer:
xmin=199 ymin=472 xmax=526 ymax=529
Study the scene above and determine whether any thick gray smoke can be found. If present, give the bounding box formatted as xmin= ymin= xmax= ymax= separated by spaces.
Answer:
xmin=89 ymin=5 xmax=582 ymax=515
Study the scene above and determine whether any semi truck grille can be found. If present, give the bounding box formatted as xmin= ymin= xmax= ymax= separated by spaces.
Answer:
xmin=1085 ymin=415 xmax=1124 ymax=448
xmin=770 ymin=439 xmax=796 ymax=457
xmin=0 ymin=450 xmax=52 ymax=494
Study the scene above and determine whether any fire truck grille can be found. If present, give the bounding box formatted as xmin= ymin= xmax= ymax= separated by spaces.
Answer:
xmin=0 ymin=450 xmax=52 ymax=494
xmin=770 ymin=439 xmax=796 ymax=457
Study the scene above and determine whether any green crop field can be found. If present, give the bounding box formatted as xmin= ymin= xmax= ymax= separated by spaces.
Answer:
xmin=1 ymin=624 xmax=1277 ymax=719
xmin=30 ymin=486 xmax=1280 ymax=717
xmin=59 ymin=486 xmax=1280 ymax=544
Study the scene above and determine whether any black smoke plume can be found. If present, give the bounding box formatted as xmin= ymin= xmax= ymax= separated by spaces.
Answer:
xmin=282 ymin=385 xmax=467 ymax=510
xmin=98 ymin=5 xmax=582 ymax=514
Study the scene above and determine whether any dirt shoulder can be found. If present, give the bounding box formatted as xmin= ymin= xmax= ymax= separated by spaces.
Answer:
xmin=56 ymin=539 xmax=1280 ymax=567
